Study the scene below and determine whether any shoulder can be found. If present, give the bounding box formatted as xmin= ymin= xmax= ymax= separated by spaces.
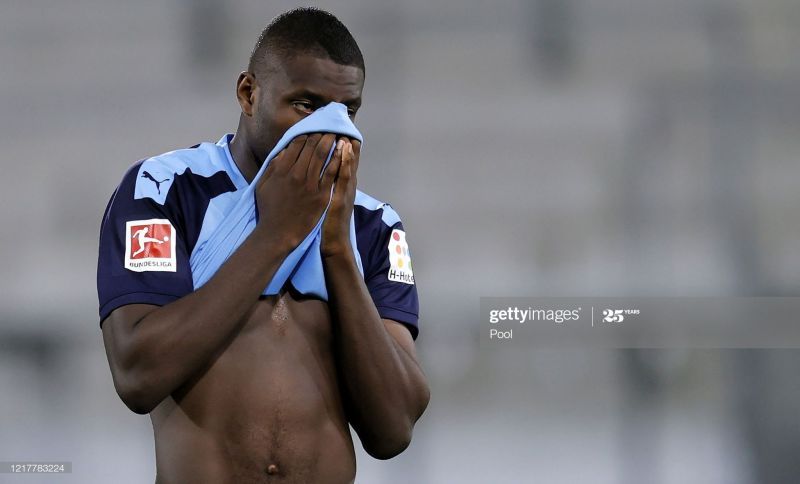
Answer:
xmin=353 ymin=189 xmax=414 ymax=276
xmin=354 ymin=189 xmax=402 ymax=229
xmin=102 ymin=140 xmax=238 ymax=237
xmin=127 ymin=141 xmax=233 ymax=206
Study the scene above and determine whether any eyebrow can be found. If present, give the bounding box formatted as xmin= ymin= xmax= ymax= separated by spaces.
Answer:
xmin=290 ymin=89 xmax=361 ymax=107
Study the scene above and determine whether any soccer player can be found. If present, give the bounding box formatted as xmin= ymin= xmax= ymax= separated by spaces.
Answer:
xmin=96 ymin=8 xmax=430 ymax=483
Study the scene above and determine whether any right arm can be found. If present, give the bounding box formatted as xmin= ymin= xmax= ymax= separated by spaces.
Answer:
xmin=101 ymin=133 xmax=341 ymax=414
xmin=102 ymin=226 xmax=291 ymax=414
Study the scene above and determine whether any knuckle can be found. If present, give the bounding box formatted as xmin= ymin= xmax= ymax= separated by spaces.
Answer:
xmin=314 ymin=145 xmax=329 ymax=160
xmin=287 ymin=139 xmax=305 ymax=154
xmin=307 ymin=176 xmax=321 ymax=190
xmin=290 ymin=170 xmax=305 ymax=183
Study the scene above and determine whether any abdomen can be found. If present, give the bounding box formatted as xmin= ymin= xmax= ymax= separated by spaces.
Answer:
xmin=150 ymin=293 xmax=356 ymax=483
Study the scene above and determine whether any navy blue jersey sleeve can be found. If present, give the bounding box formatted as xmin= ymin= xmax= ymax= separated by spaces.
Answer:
xmin=97 ymin=162 xmax=194 ymax=325
xmin=355 ymin=204 xmax=420 ymax=339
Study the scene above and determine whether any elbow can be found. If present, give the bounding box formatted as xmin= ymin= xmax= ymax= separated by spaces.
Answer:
xmin=362 ymin=422 xmax=414 ymax=460
xmin=117 ymin=387 xmax=158 ymax=415
xmin=362 ymin=387 xmax=430 ymax=460
xmin=417 ymin=383 xmax=431 ymax=419
xmin=112 ymin=370 xmax=162 ymax=415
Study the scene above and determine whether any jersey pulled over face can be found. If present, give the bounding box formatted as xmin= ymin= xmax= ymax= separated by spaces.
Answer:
xmin=97 ymin=134 xmax=419 ymax=339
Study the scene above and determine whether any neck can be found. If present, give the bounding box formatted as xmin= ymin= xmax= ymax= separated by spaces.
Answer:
xmin=228 ymin=124 xmax=260 ymax=184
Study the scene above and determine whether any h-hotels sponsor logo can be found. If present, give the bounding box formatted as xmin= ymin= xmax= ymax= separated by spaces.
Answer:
xmin=124 ymin=219 xmax=176 ymax=272
xmin=387 ymin=229 xmax=414 ymax=285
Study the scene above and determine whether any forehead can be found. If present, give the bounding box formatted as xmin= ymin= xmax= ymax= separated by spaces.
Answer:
xmin=271 ymin=54 xmax=364 ymax=99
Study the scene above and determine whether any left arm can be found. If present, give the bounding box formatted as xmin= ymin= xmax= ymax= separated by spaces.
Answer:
xmin=322 ymin=139 xmax=430 ymax=460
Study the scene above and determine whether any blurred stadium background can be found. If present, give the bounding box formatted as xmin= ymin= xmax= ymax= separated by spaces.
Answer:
xmin=2 ymin=0 xmax=800 ymax=482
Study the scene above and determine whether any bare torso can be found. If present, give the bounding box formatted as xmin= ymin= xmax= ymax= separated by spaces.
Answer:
xmin=149 ymin=288 xmax=355 ymax=484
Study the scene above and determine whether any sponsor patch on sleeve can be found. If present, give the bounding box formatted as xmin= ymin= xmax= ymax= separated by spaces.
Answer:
xmin=387 ymin=229 xmax=415 ymax=285
xmin=124 ymin=219 xmax=177 ymax=272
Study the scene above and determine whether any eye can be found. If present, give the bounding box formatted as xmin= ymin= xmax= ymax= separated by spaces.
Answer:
xmin=292 ymin=101 xmax=314 ymax=114
xmin=347 ymin=107 xmax=358 ymax=117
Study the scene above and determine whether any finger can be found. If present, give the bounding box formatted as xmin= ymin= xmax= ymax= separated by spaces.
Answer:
xmin=320 ymin=138 xmax=344 ymax=192
xmin=328 ymin=141 xmax=357 ymax=205
xmin=330 ymin=142 xmax=352 ymax=203
xmin=351 ymin=140 xmax=361 ymax=173
xmin=270 ymin=135 xmax=307 ymax=175
xmin=347 ymin=142 xmax=358 ymax=190
xmin=290 ymin=133 xmax=323 ymax=178
xmin=339 ymin=142 xmax=354 ymax=183
xmin=306 ymin=133 xmax=336 ymax=188
xmin=265 ymin=152 xmax=281 ymax=176
xmin=258 ymin=150 xmax=282 ymax=189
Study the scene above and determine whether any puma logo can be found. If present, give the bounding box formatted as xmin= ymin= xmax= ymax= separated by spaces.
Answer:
xmin=141 ymin=171 xmax=170 ymax=194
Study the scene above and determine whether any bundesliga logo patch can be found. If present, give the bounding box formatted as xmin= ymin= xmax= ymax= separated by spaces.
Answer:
xmin=124 ymin=219 xmax=176 ymax=272
xmin=387 ymin=229 xmax=414 ymax=285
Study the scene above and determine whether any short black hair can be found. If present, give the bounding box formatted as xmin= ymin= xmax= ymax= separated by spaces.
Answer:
xmin=248 ymin=7 xmax=364 ymax=76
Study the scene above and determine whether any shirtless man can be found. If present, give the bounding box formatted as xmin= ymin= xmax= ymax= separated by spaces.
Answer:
xmin=97 ymin=8 xmax=430 ymax=483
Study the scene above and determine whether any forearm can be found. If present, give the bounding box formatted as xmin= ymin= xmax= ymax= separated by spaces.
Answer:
xmin=115 ymin=227 xmax=292 ymax=410
xmin=323 ymin=250 xmax=429 ymax=455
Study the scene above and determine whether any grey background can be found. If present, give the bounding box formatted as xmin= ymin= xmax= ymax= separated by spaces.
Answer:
xmin=2 ymin=0 xmax=800 ymax=482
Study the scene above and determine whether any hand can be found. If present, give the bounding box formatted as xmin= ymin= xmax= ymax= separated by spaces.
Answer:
xmin=321 ymin=138 xmax=360 ymax=258
xmin=255 ymin=133 xmax=341 ymax=250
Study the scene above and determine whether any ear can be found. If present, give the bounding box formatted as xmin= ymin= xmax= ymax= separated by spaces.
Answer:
xmin=236 ymin=71 xmax=257 ymax=117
